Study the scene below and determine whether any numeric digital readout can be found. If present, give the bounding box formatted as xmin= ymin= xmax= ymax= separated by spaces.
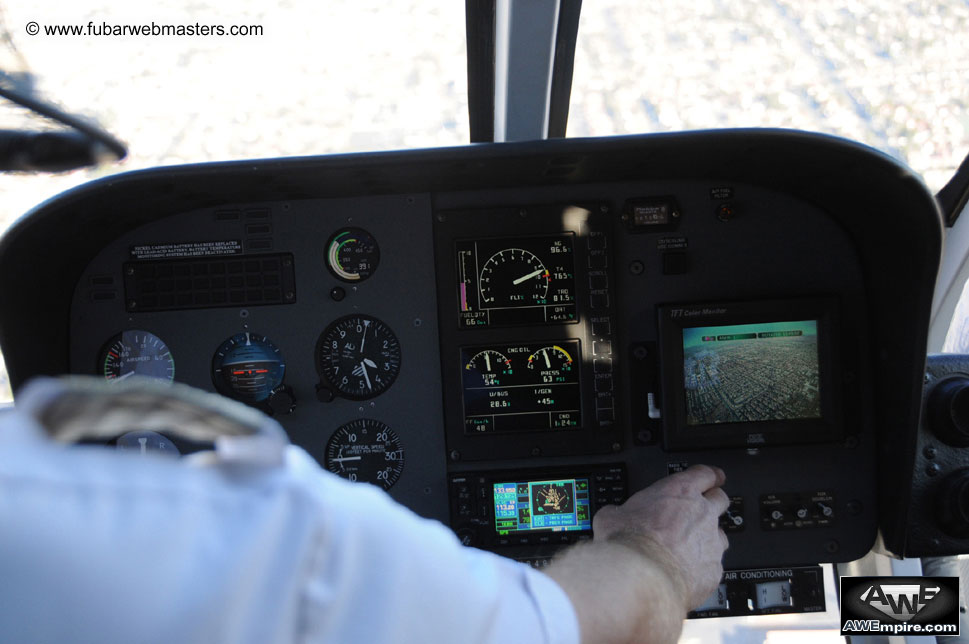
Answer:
xmin=461 ymin=340 xmax=581 ymax=433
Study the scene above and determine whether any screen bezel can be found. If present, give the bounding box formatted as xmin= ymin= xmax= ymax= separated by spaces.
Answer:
xmin=658 ymin=298 xmax=843 ymax=450
xmin=492 ymin=476 xmax=594 ymax=536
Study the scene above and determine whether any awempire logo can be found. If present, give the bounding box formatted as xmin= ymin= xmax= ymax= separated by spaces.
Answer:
xmin=840 ymin=576 xmax=960 ymax=636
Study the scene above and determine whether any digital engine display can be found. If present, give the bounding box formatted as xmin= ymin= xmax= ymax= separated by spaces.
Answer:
xmin=494 ymin=477 xmax=592 ymax=534
xmin=461 ymin=340 xmax=581 ymax=433
xmin=456 ymin=234 xmax=577 ymax=327
xmin=683 ymin=320 xmax=821 ymax=426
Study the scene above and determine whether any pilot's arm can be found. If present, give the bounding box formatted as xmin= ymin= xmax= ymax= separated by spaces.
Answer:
xmin=0 ymin=378 xmax=727 ymax=644
xmin=548 ymin=465 xmax=729 ymax=644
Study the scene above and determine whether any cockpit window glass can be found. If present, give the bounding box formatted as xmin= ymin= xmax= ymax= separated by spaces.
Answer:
xmin=0 ymin=1 xmax=468 ymax=401
xmin=570 ymin=1 xmax=969 ymax=194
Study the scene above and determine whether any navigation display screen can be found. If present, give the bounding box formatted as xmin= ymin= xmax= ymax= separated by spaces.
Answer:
xmin=461 ymin=340 xmax=581 ymax=433
xmin=683 ymin=320 xmax=821 ymax=425
xmin=494 ymin=477 xmax=592 ymax=535
xmin=456 ymin=234 xmax=577 ymax=328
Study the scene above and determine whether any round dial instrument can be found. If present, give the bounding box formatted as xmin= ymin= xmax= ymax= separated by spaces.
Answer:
xmin=116 ymin=430 xmax=180 ymax=456
xmin=317 ymin=315 xmax=401 ymax=399
xmin=464 ymin=349 xmax=513 ymax=387
xmin=526 ymin=345 xmax=575 ymax=372
xmin=99 ymin=330 xmax=175 ymax=383
xmin=212 ymin=332 xmax=285 ymax=403
xmin=479 ymin=248 xmax=549 ymax=308
xmin=325 ymin=419 xmax=404 ymax=490
xmin=326 ymin=227 xmax=380 ymax=282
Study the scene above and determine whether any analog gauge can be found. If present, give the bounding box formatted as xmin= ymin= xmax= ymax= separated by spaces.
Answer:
xmin=99 ymin=330 xmax=175 ymax=383
xmin=464 ymin=349 xmax=513 ymax=387
xmin=116 ymin=430 xmax=180 ymax=457
xmin=212 ymin=332 xmax=285 ymax=403
xmin=325 ymin=419 xmax=404 ymax=490
xmin=526 ymin=345 xmax=575 ymax=373
xmin=479 ymin=248 xmax=550 ymax=308
xmin=317 ymin=315 xmax=401 ymax=399
xmin=326 ymin=227 xmax=380 ymax=282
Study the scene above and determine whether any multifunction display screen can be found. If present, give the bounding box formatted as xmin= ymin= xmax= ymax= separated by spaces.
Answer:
xmin=494 ymin=477 xmax=592 ymax=534
xmin=456 ymin=234 xmax=576 ymax=327
xmin=461 ymin=340 xmax=581 ymax=433
xmin=683 ymin=320 xmax=821 ymax=425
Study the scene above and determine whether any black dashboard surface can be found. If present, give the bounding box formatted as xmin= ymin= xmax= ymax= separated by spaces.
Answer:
xmin=0 ymin=130 xmax=943 ymax=568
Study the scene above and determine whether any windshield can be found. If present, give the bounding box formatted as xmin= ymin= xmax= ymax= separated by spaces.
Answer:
xmin=570 ymin=0 xmax=969 ymax=194
xmin=0 ymin=3 xmax=966 ymax=392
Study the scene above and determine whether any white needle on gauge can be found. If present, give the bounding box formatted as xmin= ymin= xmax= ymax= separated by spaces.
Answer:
xmin=364 ymin=358 xmax=377 ymax=368
xmin=543 ymin=349 xmax=551 ymax=368
xmin=117 ymin=371 xmax=136 ymax=381
xmin=331 ymin=456 xmax=362 ymax=463
xmin=359 ymin=360 xmax=372 ymax=390
xmin=485 ymin=352 xmax=492 ymax=371
xmin=512 ymin=268 xmax=544 ymax=285
xmin=360 ymin=320 xmax=370 ymax=352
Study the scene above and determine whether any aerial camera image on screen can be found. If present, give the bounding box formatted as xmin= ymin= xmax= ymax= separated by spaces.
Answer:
xmin=683 ymin=320 xmax=821 ymax=425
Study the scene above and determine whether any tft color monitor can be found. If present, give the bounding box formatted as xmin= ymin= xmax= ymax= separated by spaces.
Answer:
xmin=682 ymin=320 xmax=821 ymax=426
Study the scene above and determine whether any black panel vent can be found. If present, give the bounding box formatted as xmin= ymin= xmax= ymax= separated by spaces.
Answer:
xmin=123 ymin=253 xmax=296 ymax=312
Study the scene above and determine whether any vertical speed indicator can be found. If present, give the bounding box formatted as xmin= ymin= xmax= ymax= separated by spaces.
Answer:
xmin=325 ymin=419 xmax=404 ymax=490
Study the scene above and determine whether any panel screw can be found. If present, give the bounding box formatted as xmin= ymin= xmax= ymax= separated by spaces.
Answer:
xmin=530 ymin=447 xmax=541 ymax=456
xmin=633 ymin=346 xmax=648 ymax=360
xmin=449 ymin=450 xmax=461 ymax=461
xmin=824 ymin=540 xmax=839 ymax=553
xmin=927 ymin=463 xmax=942 ymax=477
xmin=125 ymin=267 xmax=135 ymax=276
xmin=637 ymin=430 xmax=652 ymax=443
xmin=630 ymin=261 xmax=644 ymax=275
xmin=414 ymin=318 xmax=422 ymax=327
xmin=924 ymin=446 xmax=938 ymax=459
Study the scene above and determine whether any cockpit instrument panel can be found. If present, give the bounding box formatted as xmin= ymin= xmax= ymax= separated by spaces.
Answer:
xmin=2 ymin=131 xmax=936 ymax=570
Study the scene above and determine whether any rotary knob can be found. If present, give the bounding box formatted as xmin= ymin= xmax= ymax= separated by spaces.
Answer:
xmin=936 ymin=468 xmax=969 ymax=538
xmin=928 ymin=376 xmax=969 ymax=447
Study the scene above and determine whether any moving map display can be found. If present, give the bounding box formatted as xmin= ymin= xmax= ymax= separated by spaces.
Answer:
xmin=494 ymin=477 xmax=592 ymax=534
xmin=683 ymin=320 xmax=821 ymax=426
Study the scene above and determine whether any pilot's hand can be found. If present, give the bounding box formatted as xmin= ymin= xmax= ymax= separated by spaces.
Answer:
xmin=592 ymin=464 xmax=730 ymax=609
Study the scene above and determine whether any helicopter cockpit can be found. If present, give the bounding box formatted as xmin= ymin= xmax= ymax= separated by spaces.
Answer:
xmin=0 ymin=2 xmax=967 ymax=642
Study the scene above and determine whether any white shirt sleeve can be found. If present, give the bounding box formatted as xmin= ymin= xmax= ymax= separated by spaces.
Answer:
xmin=0 ymin=400 xmax=580 ymax=644
xmin=288 ymin=448 xmax=581 ymax=644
